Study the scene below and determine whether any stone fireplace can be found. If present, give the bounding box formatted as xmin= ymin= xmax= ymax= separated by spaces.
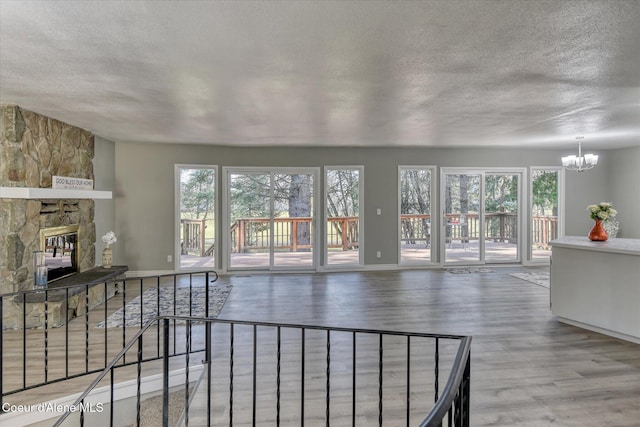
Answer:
xmin=1 ymin=105 xmax=96 ymax=294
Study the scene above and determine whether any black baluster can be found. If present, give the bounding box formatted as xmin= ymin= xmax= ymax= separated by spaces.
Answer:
xmin=229 ymin=323 xmax=234 ymax=426
xmin=301 ymin=328 xmax=305 ymax=427
xmin=122 ymin=280 xmax=127 ymax=364
xmin=378 ymin=333 xmax=383 ymax=427
xmin=185 ymin=319 xmax=191 ymax=427
xmin=136 ymin=335 xmax=143 ymax=427
xmin=326 ymin=330 xmax=330 ymax=427
xmin=253 ymin=324 xmax=257 ymax=427
xmin=276 ymin=326 xmax=281 ymax=427
xmin=434 ymin=338 xmax=439 ymax=403
xmin=103 ymin=284 xmax=107 ymax=368
xmin=163 ymin=319 xmax=170 ymax=427
xmin=85 ymin=284 xmax=89 ymax=373
xmin=139 ymin=278 xmax=144 ymax=329
xmin=406 ymin=336 xmax=411 ymax=427
xmin=205 ymin=272 xmax=210 ymax=318
xmin=205 ymin=321 xmax=212 ymax=427
xmin=22 ymin=295 xmax=26 ymax=389
xmin=44 ymin=289 xmax=48 ymax=383
xmin=352 ymin=332 xmax=356 ymax=427
xmin=156 ymin=277 xmax=161 ymax=357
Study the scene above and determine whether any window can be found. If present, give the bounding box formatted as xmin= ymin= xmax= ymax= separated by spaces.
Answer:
xmin=530 ymin=168 xmax=562 ymax=262
xmin=325 ymin=167 xmax=363 ymax=266
xmin=399 ymin=167 xmax=435 ymax=264
xmin=176 ymin=166 xmax=216 ymax=270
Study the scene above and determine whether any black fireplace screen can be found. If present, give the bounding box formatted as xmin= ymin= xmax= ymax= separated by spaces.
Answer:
xmin=41 ymin=226 xmax=79 ymax=282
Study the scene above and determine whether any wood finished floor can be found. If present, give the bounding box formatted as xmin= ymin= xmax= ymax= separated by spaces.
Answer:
xmin=3 ymin=267 xmax=640 ymax=426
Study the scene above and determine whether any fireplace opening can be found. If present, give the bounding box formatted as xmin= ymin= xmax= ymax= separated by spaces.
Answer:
xmin=39 ymin=225 xmax=80 ymax=282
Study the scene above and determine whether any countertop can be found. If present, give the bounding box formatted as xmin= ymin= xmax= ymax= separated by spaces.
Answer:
xmin=550 ymin=236 xmax=640 ymax=256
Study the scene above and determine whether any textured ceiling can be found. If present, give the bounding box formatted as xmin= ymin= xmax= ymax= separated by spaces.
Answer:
xmin=1 ymin=0 xmax=639 ymax=149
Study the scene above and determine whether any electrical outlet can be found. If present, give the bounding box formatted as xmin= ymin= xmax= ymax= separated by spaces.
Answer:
xmin=376 ymin=251 xmax=381 ymax=258
xmin=167 ymin=255 xmax=172 ymax=262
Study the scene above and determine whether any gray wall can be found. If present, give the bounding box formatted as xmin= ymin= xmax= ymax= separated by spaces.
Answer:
xmin=563 ymin=150 xmax=611 ymax=236
xmin=93 ymin=136 xmax=116 ymax=265
xmin=113 ymin=142 xmax=633 ymax=272
xmin=607 ymin=146 xmax=640 ymax=238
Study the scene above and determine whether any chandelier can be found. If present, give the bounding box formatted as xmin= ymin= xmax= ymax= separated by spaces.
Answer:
xmin=561 ymin=137 xmax=598 ymax=172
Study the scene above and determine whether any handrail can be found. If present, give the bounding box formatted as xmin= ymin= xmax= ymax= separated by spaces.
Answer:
xmin=52 ymin=320 xmax=154 ymax=427
xmin=54 ymin=315 xmax=471 ymax=426
xmin=0 ymin=269 xmax=218 ymax=299
xmin=419 ymin=335 xmax=472 ymax=427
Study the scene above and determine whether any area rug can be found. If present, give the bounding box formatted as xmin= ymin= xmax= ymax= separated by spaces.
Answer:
xmin=509 ymin=271 xmax=550 ymax=288
xmin=445 ymin=267 xmax=495 ymax=274
xmin=96 ymin=284 xmax=232 ymax=328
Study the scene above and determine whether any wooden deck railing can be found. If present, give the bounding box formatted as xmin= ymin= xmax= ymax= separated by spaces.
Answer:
xmin=186 ymin=214 xmax=558 ymax=255
xmin=327 ymin=216 xmax=359 ymax=250
xmin=443 ymin=213 xmax=518 ymax=243
xmin=401 ymin=213 xmax=557 ymax=248
xmin=228 ymin=217 xmax=359 ymax=253
xmin=401 ymin=214 xmax=432 ymax=246
xmin=181 ymin=219 xmax=206 ymax=256
xmin=230 ymin=217 xmax=313 ymax=253
xmin=532 ymin=215 xmax=558 ymax=249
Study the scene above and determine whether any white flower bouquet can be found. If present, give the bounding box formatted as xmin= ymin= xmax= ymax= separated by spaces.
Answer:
xmin=586 ymin=202 xmax=617 ymax=222
xmin=102 ymin=231 xmax=117 ymax=245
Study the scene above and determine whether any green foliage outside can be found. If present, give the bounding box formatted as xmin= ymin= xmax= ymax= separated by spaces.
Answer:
xmin=326 ymin=169 xmax=359 ymax=217
xmin=400 ymin=169 xmax=431 ymax=215
xmin=180 ymin=168 xmax=216 ymax=242
xmin=532 ymin=170 xmax=558 ymax=216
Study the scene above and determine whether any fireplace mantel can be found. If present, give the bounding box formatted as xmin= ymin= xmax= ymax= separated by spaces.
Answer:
xmin=0 ymin=186 xmax=112 ymax=199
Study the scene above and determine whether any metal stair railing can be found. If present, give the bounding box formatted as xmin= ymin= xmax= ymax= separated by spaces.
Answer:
xmin=0 ymin=270 xmax=218 ymax=413
xmin=54 ymin=316 xmax=471 ymax=427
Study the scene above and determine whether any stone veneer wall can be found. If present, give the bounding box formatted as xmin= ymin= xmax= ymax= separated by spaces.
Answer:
xmin=0 ymin=105 xmax=96 ymax=295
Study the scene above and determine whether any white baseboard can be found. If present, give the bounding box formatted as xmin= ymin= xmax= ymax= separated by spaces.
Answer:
xmin=127 ymin=262 xmax=535 ymax=278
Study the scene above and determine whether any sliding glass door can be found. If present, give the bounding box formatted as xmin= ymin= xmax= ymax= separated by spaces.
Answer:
xmin=484 ymin=173 xmax=520 ymax=263
xmin=441 ymin=169 xmax=523 ymax=265
xmin=273 ymin=172 xmax=315 ymax=267
xmin=443 ymin=172 xmax=482 ymax=264
xmin=228 ymin=171 xmax=271 ymax=269
xmin=226 ymin=168 xmax=317 ymax=271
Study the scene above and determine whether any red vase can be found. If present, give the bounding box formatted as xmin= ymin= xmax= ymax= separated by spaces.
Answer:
xmin=588 ymin=219 xmax=608 ymax=241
